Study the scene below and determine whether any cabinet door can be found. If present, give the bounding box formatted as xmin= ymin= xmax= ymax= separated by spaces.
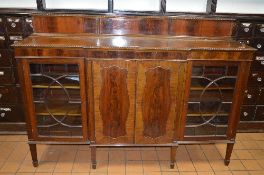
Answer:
xmin=19 ymin=59 xmax=88 ymax=141
xmin=185 ymin=63 xmax=239 ymax=138
xmin=135 ymin=61 xmax=186 ymax=144
xmin=93 ymin=60 xmax=136 ymax=144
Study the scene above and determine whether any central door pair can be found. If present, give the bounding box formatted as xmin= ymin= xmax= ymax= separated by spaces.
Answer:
xmin=91 ymin=60 xmax=187 ymax=144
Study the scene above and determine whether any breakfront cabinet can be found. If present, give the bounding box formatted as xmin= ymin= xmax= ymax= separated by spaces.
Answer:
xmin=14 ymin=14 xmax=255 ymax=169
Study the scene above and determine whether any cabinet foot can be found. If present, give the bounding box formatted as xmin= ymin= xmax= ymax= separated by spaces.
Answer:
xmin=170 ymin=146 xmax=177 ymax=169
xmin=29 ymin=144 xmax=38 ymax=167
xmin=224 ymin=159 xmax=230 ymax=166
xmin=92 ymin=163 xmax=97 ymax=169
xmin=32 ymin=161 xmax=39 ymax=167
xmin=224 ymin=143 xmax=234 ymax=166
xmin=91 ymin=146 xmax=97 ymax=169
xmin=170 ymin=163 xmax=175 ymax=169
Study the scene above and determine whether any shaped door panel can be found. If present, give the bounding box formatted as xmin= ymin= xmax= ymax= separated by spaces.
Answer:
xmin=93 ymin=60 xmax=136 ymax=144
xmin=135 ymin=61 xmax=186 ymax=144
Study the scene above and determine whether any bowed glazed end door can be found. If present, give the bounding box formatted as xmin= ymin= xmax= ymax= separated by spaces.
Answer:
xmin=17 ymin=58 xmax=88 ymax=167
xmin=184 ymin=62 xmax=239 ymax=139
xmin=184 ymin=61 xmax=251 ymax=165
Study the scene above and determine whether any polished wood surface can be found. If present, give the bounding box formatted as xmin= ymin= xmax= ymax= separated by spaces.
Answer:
xmin=32 ymin=15 xmax=235 ymax=37
xmin=169 ymin=18 xmax=235 ymax=37
xmin=14 ymin=14 xmax=256 ymax=169
xmin=93 ymin=60 xmax=136 ymax=144
xmin=33 ymin=16 xmax=98 ymax=34
xmin=99 ymin=66 xmax=130 ymax=138
xmin=227 ymin=62 xmax=251 ymax=139
xmin=136 ymin=61 xmax=186 ymax=144
xmin=14 ymin=35 xmax=254 ymax=54
xmin=142 ymin=67 xmax=171 ymax=138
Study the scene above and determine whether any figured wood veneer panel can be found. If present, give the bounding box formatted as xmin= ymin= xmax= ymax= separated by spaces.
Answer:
xmin=100 ymin=17 xmax=141 ymax=35
xmin=136 ymin=61 xmax=186 ymax=144
xmin=100 ymin=17 xmax=168 ymax=35
xmin=169 ymin=19 xmax=235 ymax=37
xmin=139 ymin=17 xmax=168 ymax=35
xmin=33 ymin=16 xmax=98 ymax=34
xmin=99 ymin=66 xmax=130 ymax=138
xmin=93 ymin=60 xmax=136 ymax=144
xmin=32 ymin=15 xmax=236 ymax=37
xmin=142 ymin=67 xmax=171 ymax=138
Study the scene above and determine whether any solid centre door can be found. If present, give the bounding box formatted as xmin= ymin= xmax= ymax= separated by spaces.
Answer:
xmin=91 ymin=59 xmax=187 ymax=145
xmin=92 ymin=59 xmax=137 ymax=144
xmin=135 ymin=60 xmax=187 ymax=144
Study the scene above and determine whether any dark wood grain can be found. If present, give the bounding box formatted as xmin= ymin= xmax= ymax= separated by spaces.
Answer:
xmin=14 ymin=36 xmax=254 ymax=57
xmin=32 ymin=15 xmax=236 ymax=37
xmin=86 ymin=60 xmax=95 ymax=142
xmin=227 ymin=61 xmax=252 ymax=139
xmin=142 ymin=66 xmax=171 ymax=138
xmin=139 ymin=17 xmax=168 ymax=35
xmin=17 ymin=58 xmax=37 ymax=140
xmin=33 ymin=15 xmax=98 ymax=34
xmin=13 ymin=14 xmax=257 ymax=168
xmin=100 ymin=17 xmax=168 ymax=35
xmin=100 ymin=17 xmax=140 ymax=35
xmin=99 ymin=66 xmax=130 ymax=138
xmin=93 ymin=60 xmax=136 ymax=144
xmin=78 ymin=59 xmax=89 ymax=141
xmin=169 ymin=18 xmax=235 ymax=37
xmin=174 ymin=61 xmax=191 ymax=140
xmin=136 ymin=61 xmax=185 ymax=144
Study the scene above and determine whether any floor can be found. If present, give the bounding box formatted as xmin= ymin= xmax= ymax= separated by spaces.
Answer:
xmin=0 ymin=133 xmax=263 ymax=175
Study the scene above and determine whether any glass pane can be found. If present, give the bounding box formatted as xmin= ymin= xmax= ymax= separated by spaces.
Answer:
xmin=185 ymin=65 xmax=238 ymax=137
xmin=166 ymin=0 xmax=207 ymax=12
xmin=114 ymin=0 xmax=160 ymax=11
xmin=45 ymin=0 xmax=108 ymax=10
xmin=0 ymin=0 xmax=37 ymax=9
xmin=217 ymin=0 xmax=264 ymax=14
xmin=30 ymin=64 xmax=83 ymax=138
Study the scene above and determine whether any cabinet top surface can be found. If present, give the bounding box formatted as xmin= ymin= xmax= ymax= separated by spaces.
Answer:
xmin=13 ymin=34 xmax=255 ymax=52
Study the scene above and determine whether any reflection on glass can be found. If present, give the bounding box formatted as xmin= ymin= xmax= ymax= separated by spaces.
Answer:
xmin=166 ymin=0 xmax=207 ymax=12
xmin=114 ymin=0 xmax=160 ymax=11
xmin=185 ymin=65 xmax=238 ymax=137
xmin=30 ymin=64 xmax=83 ymax=137
xmin=217 ymin=0 xmax=264 ymax=14
xmin=0 ymin=0 xmax=37 ymax=9
xmin=45 ymin=0 xmax=108 ymax=10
